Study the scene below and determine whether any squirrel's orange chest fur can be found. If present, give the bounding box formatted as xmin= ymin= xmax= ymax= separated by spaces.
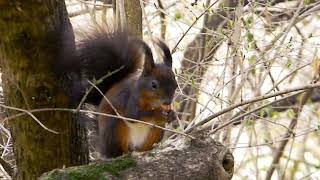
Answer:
xmin=116 ymin=119 xmax=163 ymax=153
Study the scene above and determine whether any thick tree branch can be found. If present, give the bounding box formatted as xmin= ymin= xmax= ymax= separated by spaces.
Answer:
xmin=39 ymin=132 xmax=234 ymax=180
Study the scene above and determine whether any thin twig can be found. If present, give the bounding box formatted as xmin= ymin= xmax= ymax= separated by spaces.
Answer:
xmin=0 ymin=157 xmax=13 ymax=177
xmin=87 ymin=80 xmax=121 ymax=116
xmin=185 ymin=82 xmax=320 ymax=133
xmin=1 ymin=104 xmax=58 ymax=134
xmin=76 ymin=0 xmax=112 ymax=7
xmin=2 ymin=106 xmax=195 ymax=140
xmin=228 ymin=126 xmax=317 ymax=149
xmin=263 ymin=0 xmax=305 ymax=52
xmin=69 ymin=6 xmax=105 ymax=18
xmin=172 ymin=0 xmax=220 ymax=53
xmin=75 ymin=67 xmax=124 ymax=112
xmin=140 ymin=0 xmax=161 ymax=60
xmin=264 ymin=89 xmax=313 ymax=180
xmin=210 ymin=91 xmax=304 ymax=134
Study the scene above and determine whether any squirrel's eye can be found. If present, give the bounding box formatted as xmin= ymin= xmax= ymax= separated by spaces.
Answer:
xmin=151 ymin=80 xmax=159 ymax=90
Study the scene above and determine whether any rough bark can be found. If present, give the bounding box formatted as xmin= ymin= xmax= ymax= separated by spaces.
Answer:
xmin=40 ymin=132 xmax=234 ymax=180
xmin=113 ymin=0 xmax=142 ymax=37
xmin=124 ymin=0 xmax=142 ymax=37
xmin=0 ymin=0 xmax=88 ymax=179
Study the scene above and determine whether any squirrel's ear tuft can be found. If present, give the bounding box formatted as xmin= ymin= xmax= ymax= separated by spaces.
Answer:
xmin=155 ymin=39 xmax=172 ymax=67
xmin=143 ymin=55 xmax=155 ymax=75
xmin=140 ymin=41 xmax=155 ymax=75
xmin=130 ymin=38 xmax=155 ymax=75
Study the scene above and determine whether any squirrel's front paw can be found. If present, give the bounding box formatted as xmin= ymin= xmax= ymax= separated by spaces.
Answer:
xmin=166 ymin=110 xmax=177 ymax=123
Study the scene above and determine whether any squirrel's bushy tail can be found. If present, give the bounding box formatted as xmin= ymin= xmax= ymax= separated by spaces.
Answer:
xmin=57 ymin=29 xmax=143 ymax=106
xmin=77 ymin=30 xmax=143 ymax=105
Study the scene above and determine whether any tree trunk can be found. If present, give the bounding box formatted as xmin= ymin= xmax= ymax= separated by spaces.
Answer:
xmin=113 ymin=0 xmax=142 ymax=37
xmin=40 ymin=132 xmax=234 ymax=180
xmin=0 ymin=1 xmax=88 ymax=179
xmin=124 ymin=0 xmax=142 ymax=37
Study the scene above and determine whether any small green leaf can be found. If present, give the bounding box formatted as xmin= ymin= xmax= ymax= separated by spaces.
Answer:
xmin=245 ymin=43 xmax=251 ymax=50
xmin=250 ymin=68 xmax=256 ymax=76
xmin=259 ymin=109 xmax=267 ymax=118
xmin=219 ymin=2 xmax=225 ymax=9
xmin=245 ymin=119 xmax=255 ymax=126
xmin=266 ymin=0 xmax=272 ymax=6
xmin=270 ymin=111 xmax=280 ymax=118
xmin=287 ymin=59 xmax=292 ymax=68
xmin=246 ymin=32 xmax=254 ymax=42
xmin=248 ymin=55 xmax=256 ymax=65
xmin=316 ymin=111 xmax=320 ymax=119
xmin=227 ymin=20 xmax=234 ymax=29
xmin=191 ymin=78 xmax=195 ymax=86
xmin=315 ymin=125 xmax=320 ymax=136
xmin=287 ymin=109 xmax=295 ymax=118
xmin=246 ymin=16 xmax=253 ymax=27
xmin=173 ymin=101 xmax=180 ymax=109
xmin=175 ymin=11 xmax=182 ymax=20
xmin=304 ymin=0 xmax=310 ymax=5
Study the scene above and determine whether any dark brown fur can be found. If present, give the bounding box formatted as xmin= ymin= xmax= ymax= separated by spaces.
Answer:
xmin=98 ymin=63 xmax=177 ymax=157
xmin=55 ymin=29 xmax=177 ymax=158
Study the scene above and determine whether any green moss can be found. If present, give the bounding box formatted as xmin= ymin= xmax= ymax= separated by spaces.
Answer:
xmin=40 ymin=155 xmax=136 ymax=180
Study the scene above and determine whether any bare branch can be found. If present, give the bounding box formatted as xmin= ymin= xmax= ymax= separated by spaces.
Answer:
xmin=185 ymin=83 xmax=320 ymax=133
xmin=264 ymin=89 xmax=313 ymax=180
xmin=1 ymin=106 xmax=195 ymax=140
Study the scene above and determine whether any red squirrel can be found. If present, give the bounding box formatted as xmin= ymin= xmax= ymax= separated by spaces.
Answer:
xmin=56 ymin=29 xmax=178 ymax=158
